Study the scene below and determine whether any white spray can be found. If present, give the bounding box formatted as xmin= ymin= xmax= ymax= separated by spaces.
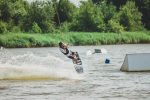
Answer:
xmin=0 ymin=49 xmax=83 ymax=80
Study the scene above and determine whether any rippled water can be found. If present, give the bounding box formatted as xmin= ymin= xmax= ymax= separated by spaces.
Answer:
xmin=0 ymin=44 xmax=150 ymax=100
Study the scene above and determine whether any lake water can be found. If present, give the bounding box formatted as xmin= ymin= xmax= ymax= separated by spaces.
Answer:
xmin=0 ymin=44 xmax=150 ymax=100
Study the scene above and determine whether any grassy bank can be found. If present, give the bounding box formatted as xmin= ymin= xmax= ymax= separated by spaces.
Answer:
xmin=0 ymin=32 xmax=150 ymax=48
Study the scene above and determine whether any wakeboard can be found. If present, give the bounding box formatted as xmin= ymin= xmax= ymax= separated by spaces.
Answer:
xmin=72 ymin=52 xmax=83 ymax=74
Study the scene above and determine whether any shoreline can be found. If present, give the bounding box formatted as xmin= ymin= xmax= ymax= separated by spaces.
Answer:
xmin=0 ymin=32 xmax=150 ymax=48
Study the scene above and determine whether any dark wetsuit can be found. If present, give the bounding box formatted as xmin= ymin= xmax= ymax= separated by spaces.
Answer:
xmin=59 ymin=47 xmax=75 ymax=59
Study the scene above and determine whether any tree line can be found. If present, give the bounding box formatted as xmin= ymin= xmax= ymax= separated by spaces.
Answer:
xmin=0 ymin=0 xmax=149 ymax=34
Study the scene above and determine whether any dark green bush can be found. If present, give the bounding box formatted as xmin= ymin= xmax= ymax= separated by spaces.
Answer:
xmin=71 ymin=0 xmax=105 ymax=32
xmin=108 ymin=19 xmax=124 ymax=33
xmin=0 ymin=21 xmax=7 ymax=34
xmin=119 ymin=1 xmax=143 ymax=31
xmin=31 ymin=22 xmax=42 ymax=33
xmin=11 ymin=26 xmax=21 ymax=33
xmin=58 ymin=22 xmax=71 ymax=32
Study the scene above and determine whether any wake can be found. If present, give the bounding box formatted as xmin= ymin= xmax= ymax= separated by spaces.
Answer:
xmin=0 ymin=49 xmax=83 ymax=80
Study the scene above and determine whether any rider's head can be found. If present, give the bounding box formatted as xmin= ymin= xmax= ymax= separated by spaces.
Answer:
xmin=59 ymin=42 xmax=66 ymax=48
xmin=59 ymin=42 xmax=63 ymax=47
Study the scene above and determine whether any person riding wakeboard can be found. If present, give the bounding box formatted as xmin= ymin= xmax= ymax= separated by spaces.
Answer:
xmin=59 ymin=42 xmax=82 ymax=65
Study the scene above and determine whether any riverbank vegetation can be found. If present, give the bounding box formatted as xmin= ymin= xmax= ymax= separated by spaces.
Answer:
xmin=0 ymin=0 xmax=150 ymax=48
xmin=0 ymin=32 xmax=150 ymax=48
xmin=0 ymin=0 xmax=149 ymax=33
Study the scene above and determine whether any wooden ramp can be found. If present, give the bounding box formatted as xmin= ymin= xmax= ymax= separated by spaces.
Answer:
xmin=120 ymin=53 xmax=150 ymax=72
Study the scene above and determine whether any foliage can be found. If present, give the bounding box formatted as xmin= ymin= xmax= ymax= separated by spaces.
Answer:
xmin=58 ymin=22 xmax=71 ymax=32
xmin=0 ymin=21 xmax=7 ymax=34
xmin=109 ymin=0 xmax=127 ymax=10
xmin=57 ymin=0 xmax=77 ymax=23
xmin=0 ymin=32 xmax=150 ymax=48
xmin=97 ymin=0 xmax=117 ymax=32
xmin=22 ymin=1 xmax=55 ymax=33
xmin=31 ymin=22 xmax=42 ymax=33
xmin=0 ymin=0 xmax=149 ymax=33
xmin=118 ymin=1 xmax=143 ymax=31
xmin=71 ymin=0 xmax=105 ymax=32
xmin=99 ymin=1 xmax=116 ymax=23
xmin=135 ymin=0 xmax=150 ymax=29
xmin=0 ymin=0 xmax=12 ymax=22
xmin=0 ymin=0 xmax=28 ymax=32
xmin=108 ymin=19 xmax=124 ymax=33
xmin=11 ymin=0 xmax=28 ymax=26
xmin=11 ymin=26 xmax=21 ymax=33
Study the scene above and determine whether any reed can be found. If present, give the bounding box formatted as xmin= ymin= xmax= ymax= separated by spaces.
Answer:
xmin=0 ymin=32 xmax=150 ymax=48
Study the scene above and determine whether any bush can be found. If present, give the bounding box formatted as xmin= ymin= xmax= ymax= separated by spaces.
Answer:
xmin=11 ymin=26 xmax=21 ymax=33
xmin=22 ymin=1 xmax=55 ymax=33
xmin=108 ymin=19 xmax=124 ymax=33
xmin=119 ymin=1 xmax=143 ymax=31
xmin=0 ymin=21 xmax=7 ymax=34
xmin=31 ymin=22 xmax=42 ymax=33
xmin=71 ymin=0 xmax=105 ymax=32
xmin=98 ymin=0 xmax=117 ymax=32
xmin=41 ymin=21 xmax=55 ymax=33
xmin=58 ymin=22 xmax=70 ymax=32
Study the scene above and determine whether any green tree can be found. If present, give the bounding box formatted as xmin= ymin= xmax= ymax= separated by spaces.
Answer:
xmin=97 ymin=0 xmax=117 ymax=32
xmin=0 ymin=0 xmax=11 ymax=22
xmin=0 ymin=21 xmax=7 ymax=34
xmin=0 ymin=0 xmax=29 ymax=32
xmin=106 ymin=0 xmax=149 ymax=30
xmin=11 ymin=0 xmax=28 ymax=25
xmin=58 ymin=0 xmax=76 ymax=22
xmin=31 ymin=22 xmax=42 ymax=33
xmin=23 ymin=1 xmax=55 ymax=33
xmin=99 ymin=1 xmax=116 ymax=22
xmin=109 ymin=0 xmax=127 ymax=10
xmin=119 ymin=1 xmax=143 ymax=31
xmin=71 ymin=0 xmax=105 ymax=32
xmin=52 ymin=0 xmax=76 ymax=27
xmin=108 ymin=19 xmax=124 ymax=33
xmin=92 ymin=0 xmax=101 ymax=4
xmin=135 ymin=0 xmax=150 ymax=30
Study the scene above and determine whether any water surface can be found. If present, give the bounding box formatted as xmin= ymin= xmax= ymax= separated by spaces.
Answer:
xmin=0 ymin=44 xmax=150 ymax=100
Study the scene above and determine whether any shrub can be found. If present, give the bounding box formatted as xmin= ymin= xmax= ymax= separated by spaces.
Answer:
xmin=119 ymin=1 xmax=143 ymax=31
xmin=22 ymin=1 xmax=55 ymax=33
xmin=0 ymin=21 xmax=7 ymax=34
xmin=108 ymin=19 xmax=124 ymax=33
xmin=71 ymin=0 xmax=105 ymax=32
xmin=98 ymin=0 xmax=117 ymax=32
xmin=58 ymin=22 xmax=70 ymax=32
xmin=11 ymin=26 xmax=21 ymax=33
xmin=41 ymin=21 xmax=55 ymax=33
xmin=31 ymin=22 xmax=42 ymax=33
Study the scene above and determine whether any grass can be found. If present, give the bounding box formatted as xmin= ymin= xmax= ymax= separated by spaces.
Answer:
xmin=0 ymin=31 xmax=150 ymax=48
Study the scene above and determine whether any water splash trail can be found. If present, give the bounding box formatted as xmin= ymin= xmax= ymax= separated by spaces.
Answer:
xmin=0 ymin=49 xmax=83 ymax=80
